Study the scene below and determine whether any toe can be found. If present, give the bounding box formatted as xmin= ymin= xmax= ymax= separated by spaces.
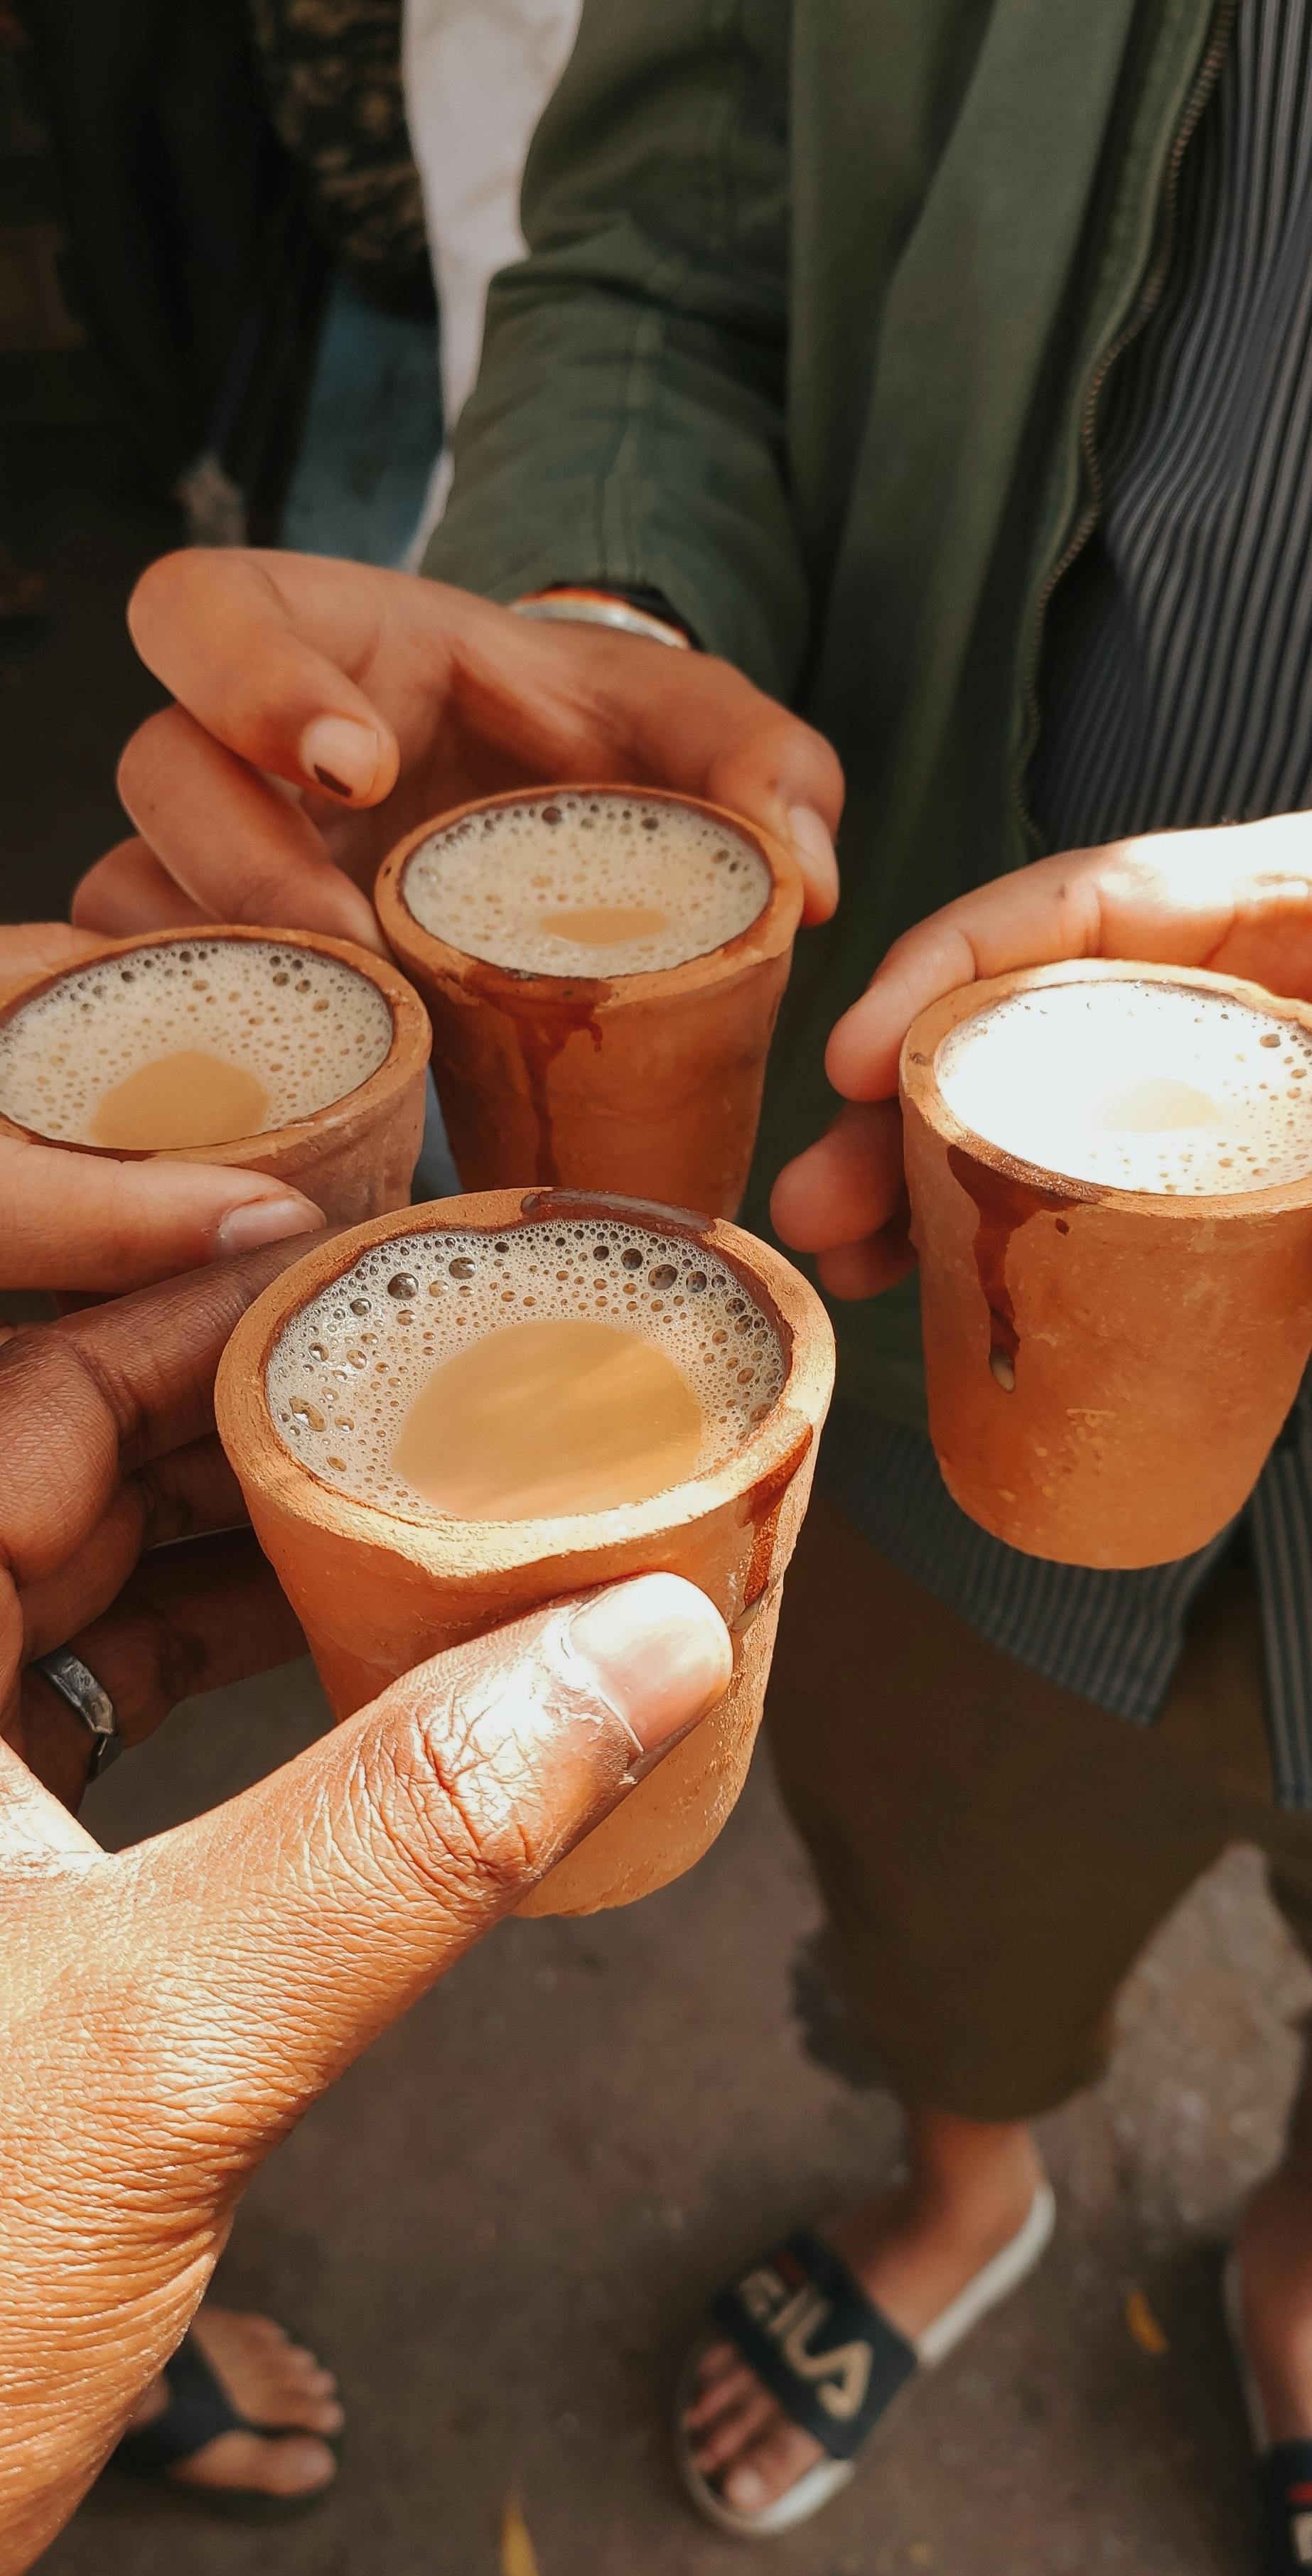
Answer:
xmin=174 ymin=2430 xmax=338 ymax=2499
xmin=689 ymin=2385 xmax=778 ymax=2477
xmin=306 ymin=2397 xmax=345 ymax=2438
xmin=684 ymin=2354 xmax=760 ymax=2430
xmin=300 ymin=2364 xmax=340 ymax=2401
xmin=249 ymin=2382 xmax=345 ymax=2437
xmin=183 ymin=2305 xmax=345 ymax=2483
xmin=257 ymin=2436 xmax=337 ymax=2500
xmin=689 ymin=2336 xmax=740 ymax=2403
xmin=232 ymin=2311 xmax=288 ymax=2347
xmin=721 ymin=2417 xmax=822 ymax=2515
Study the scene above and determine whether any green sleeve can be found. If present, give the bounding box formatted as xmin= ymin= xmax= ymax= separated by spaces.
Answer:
xmin=422 ymin=0 xmax=808 ymax=700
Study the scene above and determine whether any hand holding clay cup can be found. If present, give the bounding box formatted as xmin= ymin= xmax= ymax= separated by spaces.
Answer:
xmin=773 ymin=815 xmax=1312 ymax=1566
xmin=900 ymin=959 xmax=1312 ymax=1565
xmin=0 ymin=925 xmax=431 ymax=1283
xmin=0 ymin=1554 xmax=728 ymax=2576
xmin=375 ymin=786 xmax=804 ymax=1218
xmin=0 ymin=925 xmax=325 ymax=1292
xmin=215 ymin=1189 xmax=834 ymax=1915
xmin=75 ymin=554 xmax=842 ymax=951
xmin=773 ymin=810 xmax=1312 ymax=1301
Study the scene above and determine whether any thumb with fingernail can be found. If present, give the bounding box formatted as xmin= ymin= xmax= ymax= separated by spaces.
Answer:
xmin=1 ymin=1574 xmax=731 ymax=2562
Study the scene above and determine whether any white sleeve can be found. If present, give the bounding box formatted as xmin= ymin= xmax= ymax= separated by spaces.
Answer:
xmin=402 ymin=0 xmax=583 ymax=555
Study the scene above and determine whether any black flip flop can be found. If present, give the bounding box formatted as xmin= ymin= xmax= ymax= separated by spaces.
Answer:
xmin=675 ymin=2184 xmax=1055 ymax=2538
xmin=1226 ymin=2256 xmax=1312 ymax=2572
xmin=108 ymin=2327 xmax=342 ymax=2523
xmin=1256 ymin=2442 xmax=1312 ymax=2572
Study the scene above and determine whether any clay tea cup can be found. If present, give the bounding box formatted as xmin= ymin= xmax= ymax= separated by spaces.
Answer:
xmin=900 ymin=958 xmax=1312 ymax=1566
xmin=215 ymin=1187 xmax=835 ymax=1914
xmin=374 ymin=785 xmax=802 ymax=1218
xmin=0 ymin=925 xmax=431 ymax=1229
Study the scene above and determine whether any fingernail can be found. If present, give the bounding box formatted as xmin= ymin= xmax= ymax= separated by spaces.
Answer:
xmin=724 ymin=2467 xmax=768 ymax=2510
xmin=787 ymin=804 xmax=839 ymax=909
xmin=213 ymin=1196 xmax=326 ymax=1258
xmin=301 ymin=714 xmax=381 ymax=801
xmin=564 ymin=1573 xmax=731 ymax=1755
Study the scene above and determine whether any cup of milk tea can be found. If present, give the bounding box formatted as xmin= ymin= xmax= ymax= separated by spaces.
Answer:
xmin=0 ymin=926 xmax=431 ymax=1227
xmin=375 ymin=785 xmax=802 ymax=1218
xmin=215 ymin=1188 xmax=834 ymax=1914
xmin=900 ymin=959 xmax=1312 ymax=1566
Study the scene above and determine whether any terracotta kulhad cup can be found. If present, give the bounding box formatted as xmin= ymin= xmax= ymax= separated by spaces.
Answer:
xmin=374 ymin=785 xmax=802 ymax=1219
xmin=900 ymin=958 xmax=1312 ymax=1568
xmin=215 ymin=1187 xmax=835 ymax=1915
xmin=0 ymin=925 xmax=431 ymax=1226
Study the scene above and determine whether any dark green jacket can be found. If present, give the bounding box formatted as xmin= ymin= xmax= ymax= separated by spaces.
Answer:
xmin=426 ymin=0 xmax=1226 ymax=1426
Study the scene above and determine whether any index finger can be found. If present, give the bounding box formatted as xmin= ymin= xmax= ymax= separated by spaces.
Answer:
xmin=825 ymin=851 xmax=1109 ymax=1101
xmin=127 ymin=549 xmax=402 ymax=807
xmin=0 ymin=1236 xmax=321 ymax=1583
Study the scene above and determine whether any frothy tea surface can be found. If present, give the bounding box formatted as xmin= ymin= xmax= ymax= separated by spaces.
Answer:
xmin=391 ymin=1317 xmax=704 ymax=1516
xmin=0 ymin=937 xmax=394 ymax=1148
xmin=936 ymin=979 xmax=1312 ymax=1193
xmin=402 ymin=791 xmax=772 ymax=978
xmin=266 ymin=1214 xmax=787 ymax=1521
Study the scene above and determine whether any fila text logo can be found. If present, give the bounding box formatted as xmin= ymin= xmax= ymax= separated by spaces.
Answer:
xmin=737 ymin=2264 xmax=872 ymax=2423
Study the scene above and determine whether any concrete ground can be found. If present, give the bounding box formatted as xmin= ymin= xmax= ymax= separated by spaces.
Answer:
xmin=9 ymin=426 xmax=1312 ymax=2576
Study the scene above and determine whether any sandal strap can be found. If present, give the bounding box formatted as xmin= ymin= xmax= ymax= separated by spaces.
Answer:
xmin=112 ymin=2331 xmax=250 ymax=2476
xmin=709 ymin=2226 xmax=917 ymax=2462
xmin=1262 ymin=2441 xmax=1312 ymax=2571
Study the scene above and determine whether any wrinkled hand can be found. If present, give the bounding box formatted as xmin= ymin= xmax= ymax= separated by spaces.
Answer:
xmin=0 ymin=927 xmax=324 ymax=1290
xmin=0 ymin=1241 xmax=328 ymax=1809
xmin=0 ymin=1568 xmax=728 ymax=2571
xmin=72 ymin=553 xmax=844 ymax=944
xmin=773 ymin=814 xmax=1312 ymax=1297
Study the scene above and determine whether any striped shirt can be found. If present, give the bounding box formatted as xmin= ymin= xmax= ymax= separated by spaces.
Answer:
xmin=834 ymin=0 xmax=1312 ymax=1808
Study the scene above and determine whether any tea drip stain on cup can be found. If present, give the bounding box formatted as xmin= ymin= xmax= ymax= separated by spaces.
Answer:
xmin=399 ymin=792 xmax=775 ymax=1186
xmin=451 ymin=954 xmax=605 ymax=1187
xmin=945 ymin=1148 xmax=1078 ymax=1391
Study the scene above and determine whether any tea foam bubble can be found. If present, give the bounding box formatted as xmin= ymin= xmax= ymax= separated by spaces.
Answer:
xmin=0 ymin=937 xmax=394 ymax=1145
xmin=402 ymin=790 xmax=771 ymax=977
xmin=937 ymin=978 xmax=1312 ymax=1193
xmin=267 ymin=1213 xmax=787 ymax=1520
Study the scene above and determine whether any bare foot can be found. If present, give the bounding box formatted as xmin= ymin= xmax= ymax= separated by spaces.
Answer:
xmin=124 ymin=2306 xmax=343 ymax=2499
xmin=1233 ymin=2170 xmax=1312 ymax=2444
xmin=683 ymin=2124 xmax=1043 ymax=2522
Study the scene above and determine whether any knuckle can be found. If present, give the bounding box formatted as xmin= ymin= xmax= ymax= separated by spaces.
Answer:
xmin=230 ymin=853 xmax=313 ymax=924
xmin=131 ymin=1596 xmax=205 ymax=1716
xmin=128 ymin=547 xmax=191 ymax=634
xmin=133 ymin=1467 xmax=196 ymax=1552
xmin=362 ymin=1700 xmax=546 ymax=1914
xmin=115 ymin=707 xmax=186 ymax=822
xmin=129 ymin=546 xmax=238 ymax=642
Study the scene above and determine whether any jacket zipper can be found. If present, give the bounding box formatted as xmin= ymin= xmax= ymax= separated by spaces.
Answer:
xmin=1010 ymin=0 xmax=1238 ymax=852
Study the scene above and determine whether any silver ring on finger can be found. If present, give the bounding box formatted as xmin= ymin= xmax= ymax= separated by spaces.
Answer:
xmin=31 ymin=1647 xmax=122 ymax=1779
